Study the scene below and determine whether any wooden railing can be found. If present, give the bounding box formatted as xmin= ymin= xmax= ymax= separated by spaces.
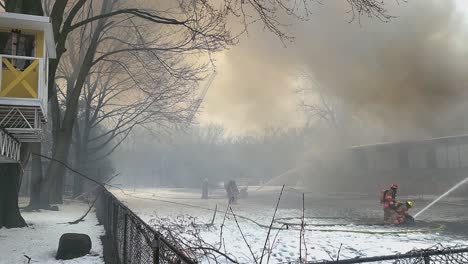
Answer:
xmin=0 ymin=54 xmax=45 ymax=100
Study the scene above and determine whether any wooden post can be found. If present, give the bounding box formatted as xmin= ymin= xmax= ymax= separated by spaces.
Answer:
xmin=424 ymin=255 xmax=431 ymax=264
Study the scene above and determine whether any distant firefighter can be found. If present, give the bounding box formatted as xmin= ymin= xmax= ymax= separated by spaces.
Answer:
xmin=201 ymin=178 xmax=209 ymax=199
xmin=225 ymin=180 xmax=239 ymax=204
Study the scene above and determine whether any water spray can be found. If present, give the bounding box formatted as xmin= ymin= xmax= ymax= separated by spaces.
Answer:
xmin=413 ymin=176 xmax=468 ymax=219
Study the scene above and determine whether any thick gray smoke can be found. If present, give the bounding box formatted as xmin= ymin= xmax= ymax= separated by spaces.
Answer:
xmin=115 ymin=0 xmax=468 ymax=192
xmin=296 ymin=0 xmax=468 ymax=140
xmin=204 ymin=0 xmax=468 ymax=140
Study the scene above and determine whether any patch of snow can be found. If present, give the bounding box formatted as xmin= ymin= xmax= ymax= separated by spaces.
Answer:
xmin=0 ymin=200 xmax=104 ymax=264
xmin=112 ymin=187 xmax=468 ymax=264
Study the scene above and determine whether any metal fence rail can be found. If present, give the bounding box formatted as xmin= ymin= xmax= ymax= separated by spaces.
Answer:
xmin=309 ymin=246 xmax=468 ymax=264
xmin=96 ymin=188 xmax=196 ymax=264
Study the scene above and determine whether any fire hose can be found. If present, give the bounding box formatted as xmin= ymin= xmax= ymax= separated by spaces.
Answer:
xmin=116 ymin=189 xmax=446 ymax=235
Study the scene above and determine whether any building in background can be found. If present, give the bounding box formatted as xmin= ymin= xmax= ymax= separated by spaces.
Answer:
xmin=349 ymin=134 xmax=468 ymax=196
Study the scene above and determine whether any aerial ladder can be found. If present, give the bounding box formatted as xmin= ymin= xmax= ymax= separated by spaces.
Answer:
xmin=187 ymin=71 xmax=216 ymax=124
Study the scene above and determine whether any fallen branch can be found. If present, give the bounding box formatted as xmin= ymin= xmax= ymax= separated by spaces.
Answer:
xmin=74 ymin=173 xmax=120 ymax=200
xmin=218 ymin=203 xmax=230 ymax=251
xmin=209 ymin=204 xmax=218 ymax=226
xmin=197 ymin=246 xmax=238 ymax=263
xmin=149 ymin=215 xmax=239 ymax=263
xmin=68 ymin=193 xmax=100 ymax=224
xmin=336 ymin=243 xmax=343 ymax=261
xmin=66 ymin=172 xmax=120 ymax=224
xmin=223 ymin=238 xmax=229 ymax=264
xmin=229 ymin=206 xmax=258 ymax=263
xmin=267 ymin=223 xmax=287 ymax=264
xmin=260 ymin=185 xmax=285 ymax=264
xmin=31 ymin=153 xmax=123 ymax=192
xmin=301 ymin=192 xmax=307 ymax=263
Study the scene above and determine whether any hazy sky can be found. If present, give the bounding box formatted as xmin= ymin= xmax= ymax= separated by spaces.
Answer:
xmin=197 ymin=0 xmax=468 ymax=137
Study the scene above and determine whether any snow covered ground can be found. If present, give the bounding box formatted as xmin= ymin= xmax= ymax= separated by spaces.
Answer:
xmin=112 ymin=187 xmax=468 ymax=263
xmin=0 ymin=199 xmax=104 ymax=264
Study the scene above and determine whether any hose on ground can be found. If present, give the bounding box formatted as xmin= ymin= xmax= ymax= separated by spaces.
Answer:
xmin=112 ymin=188 xmax=445 ymax=235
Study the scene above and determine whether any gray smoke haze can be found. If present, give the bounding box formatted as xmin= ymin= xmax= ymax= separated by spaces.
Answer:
xmin=202 ymin=0 xmax=468 ymax=140
xmin=201 ymin=35 xmax=301 ymax=133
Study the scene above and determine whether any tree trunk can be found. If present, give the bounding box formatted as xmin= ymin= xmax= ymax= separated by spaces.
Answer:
xmin=0 ymin=143 xmax=31 ymax=228
xmin=73 ymin=151 xmax=85 ymax=198
xmin=45 ymin=129 xmax=73 ymax=205
xmin=72 ymin=129 xmax=88 ymax=197
xmin=73 ymin=171 xmax=84 ymax=198
xmin=28 ymin=143 xmax=46 ymax=209
xmin=0 ymin=163 xmax=27 ymax=228
xmin=46 ymin=2 xmax=109 ymax=201
xmin=55 ymin=173 xmax=64 ymax=203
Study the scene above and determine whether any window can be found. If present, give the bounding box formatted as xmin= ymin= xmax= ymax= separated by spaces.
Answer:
xmin=0 ymin=32 xmax=13 ymax=55
xmin=0 ymin=30 xmax=36 ymax=70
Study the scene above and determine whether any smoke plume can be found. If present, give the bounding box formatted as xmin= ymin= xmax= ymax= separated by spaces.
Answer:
xmin=202 ymin=0 xmax=468 ymax=140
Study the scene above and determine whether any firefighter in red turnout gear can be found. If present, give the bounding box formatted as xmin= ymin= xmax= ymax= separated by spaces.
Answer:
xmin=381 ymin=183 xmax=398 ymax=224
xmin=394 ymin=201 xmax=414 ymax=224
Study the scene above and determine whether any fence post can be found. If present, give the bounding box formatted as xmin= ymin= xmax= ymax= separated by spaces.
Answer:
xmin=108 ymin=195 xmax=113 ymax=235
xmin=152 ymin=233 xmax=160 ymax=264
xmin=424 ymin=255 xmax=431 ymax=264
xmin=112 ymin=203 xmax=118 ymax=238
xmin=123 ymin=213 xmax=128 ymax=264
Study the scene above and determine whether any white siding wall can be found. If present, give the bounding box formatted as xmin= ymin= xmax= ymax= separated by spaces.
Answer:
xmin=358 ymin=143 xmax=468 ymax=170
xmin=409 ymin=148 xmax=427 ymax=168
xmin=373 ymin=149 xmax=398 ymax=170
xmin=460 ymin=145 xmax=468 ymax=167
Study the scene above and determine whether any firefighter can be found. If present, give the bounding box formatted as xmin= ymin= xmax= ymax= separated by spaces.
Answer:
xmin=381 ymin=183 xmax=398 ymax=224
xmin=395 ymin=201 xmax=414 ymax=224
xmin=225 ymin=180 xmax=239 ymax=204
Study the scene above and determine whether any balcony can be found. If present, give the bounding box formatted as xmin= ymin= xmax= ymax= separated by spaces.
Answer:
xmin=0 ymin=54 xmax=48 ymax=142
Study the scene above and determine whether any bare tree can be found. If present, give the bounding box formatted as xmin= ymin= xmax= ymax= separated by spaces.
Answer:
xmin=297 ymin=72 xmax=353 ymax=130
xmin=41 ymin=0 xmax=232 ymax=205
xmin=69 ymin=55 xmax=199 ymax=196
xmin=1 ymin=0 xmax=394 ymax=226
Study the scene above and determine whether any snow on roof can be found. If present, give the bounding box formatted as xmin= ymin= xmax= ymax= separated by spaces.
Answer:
xmin=0 ymin=12 xmax=56 ymax=58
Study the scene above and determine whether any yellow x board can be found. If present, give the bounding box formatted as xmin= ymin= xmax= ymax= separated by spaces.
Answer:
xmin=1 ymin=58 xmax=39 ymax=98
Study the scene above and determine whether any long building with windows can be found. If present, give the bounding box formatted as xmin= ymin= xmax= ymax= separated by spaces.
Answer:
xmin=348 ymin=134 xmax=468 ymax=196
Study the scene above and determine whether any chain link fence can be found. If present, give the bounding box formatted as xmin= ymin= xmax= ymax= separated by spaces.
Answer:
xmin=95 ymin=188 xmax=468 ymax=264
xmin=308 ymin=245 xmax=468 ymax=264
xmin=95 ymin=188 xmax=196 ymax=264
